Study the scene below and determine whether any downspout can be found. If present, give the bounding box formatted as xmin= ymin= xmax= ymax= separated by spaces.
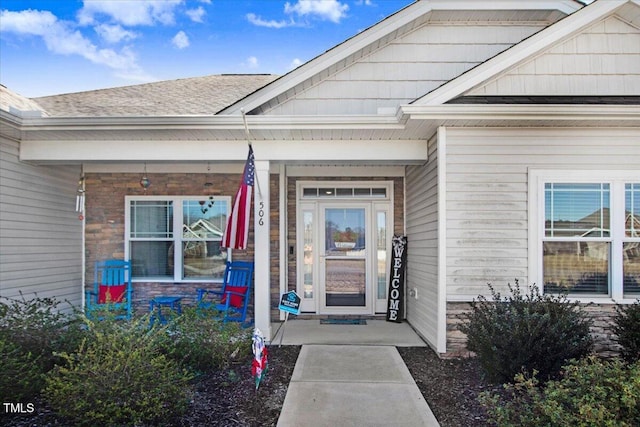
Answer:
xmin=79 ymin=164 xmax=86 ymax=311
xmin=437 ymin=126 xmax=448 ymax=354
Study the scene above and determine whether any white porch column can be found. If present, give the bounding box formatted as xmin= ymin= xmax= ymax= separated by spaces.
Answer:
xmin=253 ymin=159 xmax=272 ymax=340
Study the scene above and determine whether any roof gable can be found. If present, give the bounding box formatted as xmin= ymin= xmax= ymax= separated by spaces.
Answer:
xmin=415 ymin=0 xmax=639 ymax=105
xmin=465 ymin=10 xmax=640 ymax=97
xmin=220 ymin=0 xmax=580 ymax=115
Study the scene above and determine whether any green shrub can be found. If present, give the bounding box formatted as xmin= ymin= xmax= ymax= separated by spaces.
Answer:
xmin=459 ymin=280 xmax=593 ymax=383
xmin=480 ymin=356 xmax=640 ymax=427
xmin=157 ymin=306 xmax=252 ymax=374
xmin=0 ymin=293 xmax=85 ymax=400
xmin=613 ymin=300 xmax=640 ymax=362
xmin=44 ymin=316 xmax=194 ymax=426
xmin=0 ymin=337 xmax=43 ymax=402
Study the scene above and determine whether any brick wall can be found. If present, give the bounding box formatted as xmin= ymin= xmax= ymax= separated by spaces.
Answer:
xmin=85 ymin=172 xmax=402 ymax=321
xmin=85 ymin=172 xmax=273 ymax=318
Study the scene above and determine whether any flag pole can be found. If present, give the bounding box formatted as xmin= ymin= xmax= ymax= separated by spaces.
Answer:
xmin=240 ymin=108 xmax=262 ymax=198
xmin=240 ymin=108 xmax=252 ymax=148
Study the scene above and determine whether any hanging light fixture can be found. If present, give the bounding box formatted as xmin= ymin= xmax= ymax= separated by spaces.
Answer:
xmin=140 ymin=163 xmax=151 ymax=193
xmin=75 ymin=168 xmax=85 ymax=220
xmin=200 ymin=162 xmax=215 ymax=214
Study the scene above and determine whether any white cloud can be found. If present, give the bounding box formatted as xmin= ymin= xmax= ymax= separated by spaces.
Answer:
xmin=289 ymin=58 xmax=303 ymax=69
xmin=355 ymin=0 xmax=374 ymax=5
xmin=95 ymin=23 xmax=137 ymax=43
xmin=0 ymin=9 xmax=58 ymax=36
xmin=186 ymin=6 xmax=206 ymax=23
xmin=0 ymin=9 xmax=145 ymax=75
xmin=284 ymin=0 xmax=349 ymax=23
xmin=246 ymin=13 xmax=288 ymax=29
xmin=244 ymin=56 xmax=259 ymax=68
xmin=172 ymin=30 xmax=189 ymax=49
xmin=77 ymin=0 xmax=183 ymax=26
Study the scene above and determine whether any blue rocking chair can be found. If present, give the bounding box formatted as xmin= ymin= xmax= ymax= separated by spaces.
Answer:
xmin=85 ymin=260 xmax=133 ymax=320
xmin=196 ymin=261 xmax=254 ymax=324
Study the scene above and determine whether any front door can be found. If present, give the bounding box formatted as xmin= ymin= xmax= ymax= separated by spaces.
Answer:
xmin=297 ymin=184 xmax=392 ymax=315
xmin=320 ymin=205 xmax=369 ymax=313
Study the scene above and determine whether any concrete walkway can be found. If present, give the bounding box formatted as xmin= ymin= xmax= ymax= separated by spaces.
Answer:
xmin=277 ymin=345 xmax=440 ymax=427
xmin=272 ymin=319 xmax=428 ymax=347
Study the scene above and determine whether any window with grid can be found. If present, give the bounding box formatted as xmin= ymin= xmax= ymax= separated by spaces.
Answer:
xmin=624 ymin=183 xmax=640 ymax=295
xmin=537 ymin=174 xmax=640 ymax=298
xmin=543 ymin=183 xmax=610 ymax=295
xmin=126 ymin=197 xmax=230 ymax=281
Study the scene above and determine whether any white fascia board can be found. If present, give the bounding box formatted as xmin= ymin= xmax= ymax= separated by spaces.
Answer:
xmin=401 ymin=104 xmax=640 ymax=123
xmin=425 ymin=0 xmax=580 ymax=14
xmin=20 ymin=139 xmax=428 ymax=163
xmin=416 ymin=0 xmax=626 ymax=106
xmin=18 ymin=114 xmax=403 ymax=132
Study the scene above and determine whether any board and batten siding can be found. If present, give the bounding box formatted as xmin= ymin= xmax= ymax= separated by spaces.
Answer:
xmin=405 ymin=134 xmax=440 ymax=350
xmin=265 ymin=23 xmax=545 ymax=116
xmin=469 ymin=15 xmax=640 ymax=96
xmin=444 ymin=127 xmax=640 ymax=299
xmin=0 ymin=136 xmax=83 ymax=308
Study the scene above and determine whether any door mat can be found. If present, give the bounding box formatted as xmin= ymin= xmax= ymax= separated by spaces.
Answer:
xmin=320 ymin=319 xmax=367 ymax=325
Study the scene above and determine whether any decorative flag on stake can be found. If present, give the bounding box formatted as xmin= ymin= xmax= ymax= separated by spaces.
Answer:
xmin=222 ymin=145 xmax=255 ymax=249
xmin=251 ymin=328 xmax=268 ymax=390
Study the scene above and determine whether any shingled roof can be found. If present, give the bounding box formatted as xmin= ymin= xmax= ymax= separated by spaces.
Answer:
xmin=0 ymin=85 xmax=48 ymax=116
xmin=33 ymin=74 xmax=279 ymax=117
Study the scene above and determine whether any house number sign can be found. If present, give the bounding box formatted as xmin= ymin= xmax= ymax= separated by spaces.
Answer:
xmin=258 ymin=201 xmax=265 ymax=226
xmin=386 ymin=235 xmax=407 ymax=323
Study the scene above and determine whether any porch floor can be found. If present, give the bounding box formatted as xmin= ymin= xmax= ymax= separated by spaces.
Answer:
xmin=270 ymin=319 xmax=428 ymax=347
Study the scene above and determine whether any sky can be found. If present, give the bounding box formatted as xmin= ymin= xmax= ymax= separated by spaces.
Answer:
xmin=0 ymin=0 xmax=414 ymax=98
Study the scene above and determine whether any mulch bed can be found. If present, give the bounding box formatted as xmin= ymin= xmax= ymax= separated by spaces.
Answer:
xmin=2 ymin=345 xmax=494 ymax=427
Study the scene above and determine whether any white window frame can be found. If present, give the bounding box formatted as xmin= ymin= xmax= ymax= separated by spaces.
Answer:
xmin=529 ymin=170 xmax=640 ymax=303
xmin=125 ymin=195 xmax=231 ymax=283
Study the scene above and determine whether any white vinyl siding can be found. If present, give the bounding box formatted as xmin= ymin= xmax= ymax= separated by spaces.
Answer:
xmin=0 ymin=137 xmax=83 ymax=307
xmin=445 ymin=128 xmax=640 ymax=300
xmin=469 ymin=16 xmax=640 ymax=96
xmin=405 ymin=134 xmax=439 ymax=348
xmin=263 ymin=23 xmax=544 ymax=115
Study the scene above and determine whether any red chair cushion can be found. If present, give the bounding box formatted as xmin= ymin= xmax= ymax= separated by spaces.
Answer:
xmin=220 ymin=286 xmax=248 ymax=308
xmin=98 ymin=284 xmax=127 ymax=304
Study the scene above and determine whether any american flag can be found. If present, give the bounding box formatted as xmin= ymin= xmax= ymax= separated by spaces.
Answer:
xmin=222 ymin=146 xmax=255 ymax=249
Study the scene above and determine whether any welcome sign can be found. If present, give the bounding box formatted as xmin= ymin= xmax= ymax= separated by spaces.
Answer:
xmin=386 ymin=235 xmax=407 ymax=323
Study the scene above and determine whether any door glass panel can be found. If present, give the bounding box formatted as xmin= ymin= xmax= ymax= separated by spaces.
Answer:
xmin=325 ymin=259 xmax=366 ymax=307
xmin=325 ymin=208 xmax=366 ymax=307
xmin=303 ymin=210 xmax=314 ymax=298
xmin=377 ymin=211 xmax=387 ymax=300
xmin=325 ymin=208 xmax=365 ymax=255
